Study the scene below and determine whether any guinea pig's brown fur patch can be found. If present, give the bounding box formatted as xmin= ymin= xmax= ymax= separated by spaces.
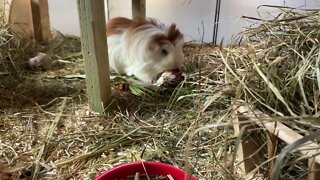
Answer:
xmin=106 ymin=17 xmax=152 ymax=36
xmin=167 ymin=24 xmax=183 ymax=45
xmin=106 ymin=17 xmax=132 ymax=36
xmin=106 ymin=17 xmax=183 ymax=48
xmin=151 ymin=24 xmax=183 ymax=48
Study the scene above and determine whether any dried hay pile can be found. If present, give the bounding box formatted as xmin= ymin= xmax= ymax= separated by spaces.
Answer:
xmin=0 ymin=5 xmax=319 ymax=180
xmin=0 ymin=18 xmax=233 ymax=180
xmin=223 ymin=6 xmax=320 ymax=117
xmin=217 ymin=6 xmax=320 ymax=179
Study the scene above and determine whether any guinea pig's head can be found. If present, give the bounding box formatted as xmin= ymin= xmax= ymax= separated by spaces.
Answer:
xmin=147 ymin=23 xmax=185 ymax=77
xmin=124 ymin=18 xmax=185 ymax=83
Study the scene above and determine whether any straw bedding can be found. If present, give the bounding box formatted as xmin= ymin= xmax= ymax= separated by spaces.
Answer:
xmin=0 ymin=6 xmax=319 ymax=180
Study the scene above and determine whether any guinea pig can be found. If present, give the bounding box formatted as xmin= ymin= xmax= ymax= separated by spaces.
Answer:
xmin=106 ymin=17 xmax=185 ymax=84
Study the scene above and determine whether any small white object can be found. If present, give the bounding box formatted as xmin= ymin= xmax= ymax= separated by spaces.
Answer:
xmin=28 ymin=52 xmax=52 ymax=70
xmin=154 ymin=71 xmax=176 ymax=86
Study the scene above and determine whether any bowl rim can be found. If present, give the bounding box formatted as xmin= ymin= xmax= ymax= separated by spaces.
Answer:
xmin=94 ymin=161 xmax=197 ymax=180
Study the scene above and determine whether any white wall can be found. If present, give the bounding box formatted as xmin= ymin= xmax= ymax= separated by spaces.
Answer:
xmin=48 ymin=0 xmax=320 ymax=44
xmin=48 ymin=0 xmax=80 ymax=36
xmin=218 ymin=0 xmax=320 ymax=43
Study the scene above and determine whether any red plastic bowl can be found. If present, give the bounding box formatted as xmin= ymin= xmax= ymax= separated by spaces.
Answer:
xmin=94 ymin=161 xmax=197 ymax=180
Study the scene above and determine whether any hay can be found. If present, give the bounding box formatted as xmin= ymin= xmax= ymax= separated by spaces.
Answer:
xmin=221 ymin=6 xmax=320 ymax=117
xmin=216 ymin=6 xmax=320 ymax=179
xmin=1 ymin=5 xmax=320 ymax=180
xmin=0 ymin=16 xmax=233 ymax=180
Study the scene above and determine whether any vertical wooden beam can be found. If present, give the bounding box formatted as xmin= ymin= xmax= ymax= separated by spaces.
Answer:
xmin=8 ymin=0 xmax=34 ymax=39
xmin=30 ymin=0 xmax=51 ymax=42
xmin=0 ymin=0 xmax=5 ymax=27
xmin=77 ymin=0 xmax=112 ymax=113
xmin=233 ymin=116 xmax=262 ymax=173
xmin=0 ymin=0 xmax=4 ymax=21
xmin=132 ymin=0 xmax=146 ymax=18
xmin=266 ymin=131 xmax=278 ymax=176
xmin=308 ymin=159 xmax=320 ymax=180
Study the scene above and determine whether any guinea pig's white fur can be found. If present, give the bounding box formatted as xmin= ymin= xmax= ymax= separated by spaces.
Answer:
xmin=106 ymin=17 xmax=185 ymax=84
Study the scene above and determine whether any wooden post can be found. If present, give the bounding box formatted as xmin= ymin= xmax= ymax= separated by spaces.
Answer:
xmin=132 ymin=0 xmax=146 ymax=18
xmin=77 ymin=0 xmax=112 ymax=113
xmin=308 ymin=159 xmax=320 ymax=180
xmin=30 ymin=0 xmax=51 ymax=42
xmin=233 ymin=116 xmax=263 ymax=173
xmin=0 ymin=0 xmax=4 ymax=22
xmin=266 ymin=131 xmax=278 ymax=176
xmin=8 ymin=0 xmax=34 ymax=39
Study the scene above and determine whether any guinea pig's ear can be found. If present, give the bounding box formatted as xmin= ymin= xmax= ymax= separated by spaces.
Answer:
xmin=168 ymin=23 xmax=183 ymax=45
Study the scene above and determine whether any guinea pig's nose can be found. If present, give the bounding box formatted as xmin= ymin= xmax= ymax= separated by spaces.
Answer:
xmin=172 ymin=68 xmax=180 ymax=73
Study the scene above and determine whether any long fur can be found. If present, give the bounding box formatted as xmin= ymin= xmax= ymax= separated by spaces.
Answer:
xmin=106 ymin=17 xmax=185 ymax=84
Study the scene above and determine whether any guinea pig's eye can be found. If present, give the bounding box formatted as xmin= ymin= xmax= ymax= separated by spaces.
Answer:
xmin=161 ymin=49 xmax=169 ymax=56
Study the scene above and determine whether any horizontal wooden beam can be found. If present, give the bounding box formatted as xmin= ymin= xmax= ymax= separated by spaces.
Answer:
xmin=234 ymin=104 xmax=320 ymax=180
xmin=235 ymin=105 xmax=320 ymax=165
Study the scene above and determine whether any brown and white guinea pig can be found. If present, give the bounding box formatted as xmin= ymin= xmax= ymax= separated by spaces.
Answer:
xmin=106 ymin=17 xmax=185 ymax=84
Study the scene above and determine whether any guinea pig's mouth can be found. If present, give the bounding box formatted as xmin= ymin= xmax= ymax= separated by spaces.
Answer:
xmin=172 ymin=68 xmax=185 ymax=83
xmin=154 ymin=68 xmax=185 ymax=85
xmin=155 ymin=68 xmax=181 ymax=79
xmin=170 ymin=68 xmax=183 ymax=78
